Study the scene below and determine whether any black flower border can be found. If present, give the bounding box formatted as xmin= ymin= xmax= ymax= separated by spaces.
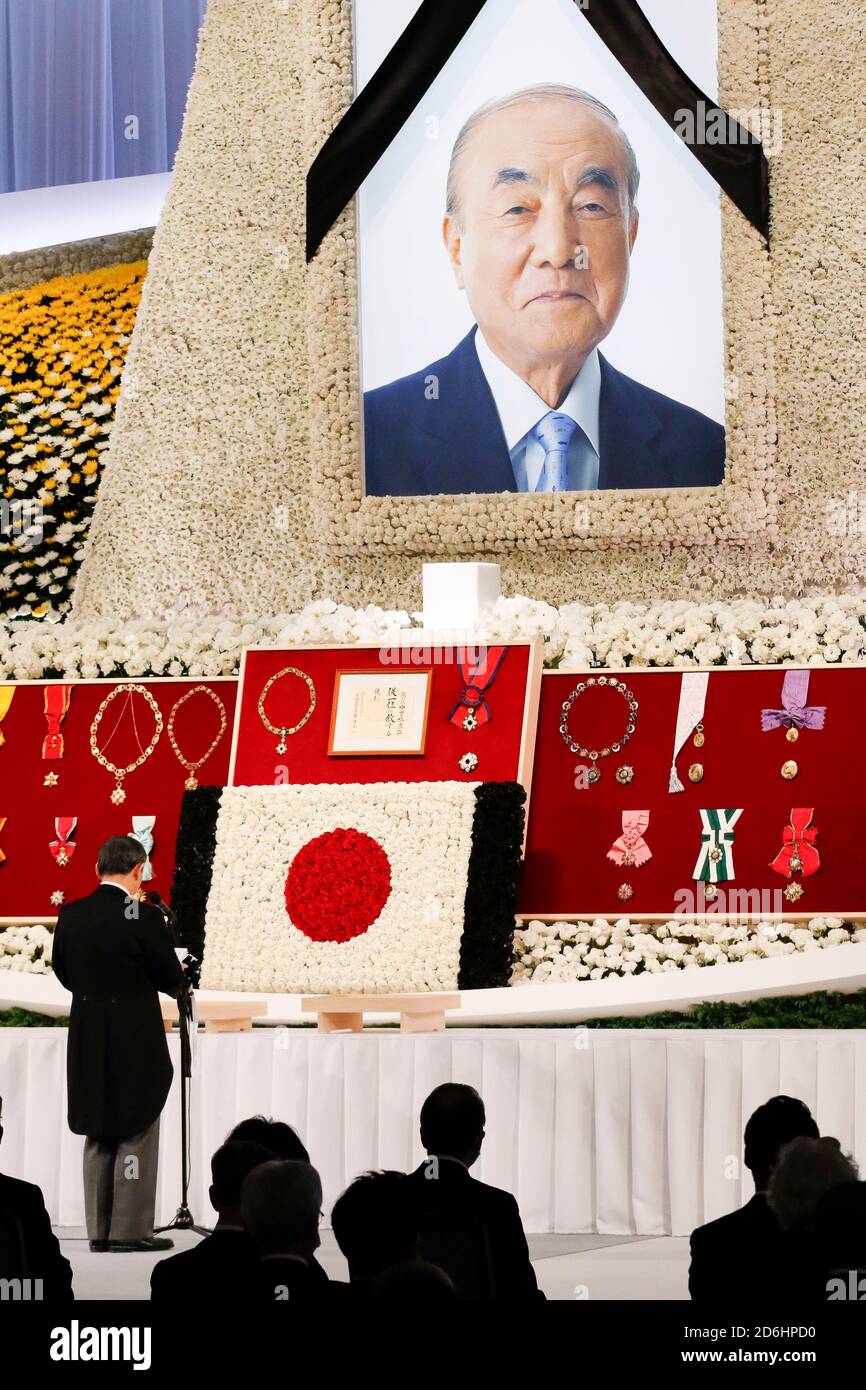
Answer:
xmin=460 ymin=782 xmax=526 ymax=990
xmin=169 ymin=785 xmax=223 ymax=987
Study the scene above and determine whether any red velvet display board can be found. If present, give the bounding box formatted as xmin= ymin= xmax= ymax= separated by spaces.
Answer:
xmin=229 ymin=643 xmax=541 ymax=792
xmin=518 ymin=666 xmax=866 ymax=918
xmin=0 ymin=679 xmax=237 ymax=919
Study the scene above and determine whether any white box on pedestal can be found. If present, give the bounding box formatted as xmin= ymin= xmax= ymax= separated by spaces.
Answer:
xmin=422 ymin=563 xmax=500 ymax=632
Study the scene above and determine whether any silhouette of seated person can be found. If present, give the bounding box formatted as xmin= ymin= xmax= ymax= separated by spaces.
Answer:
xmin=816 ymin=1180 xmax=866 ymax=1300
xmin=331 ymin=1171 xmax=420 ymax=1296
xmin=150 ymin=1140 xmax=275 ymax=1302
xmin=242 ymin=1160 xmax=327 ymax=1302
xmin=767 ymin=1136 xmax=859 ymax=1301
xmin=689 ymin=1095 xmax=819 ymax=1302
xmin=0 ymin=1092 xmax=73 ymax=1301
xmin=405 ymin=1083 xmax=542 ymax=1299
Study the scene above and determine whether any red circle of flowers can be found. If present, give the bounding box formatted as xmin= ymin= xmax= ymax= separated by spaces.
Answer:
xmin=284 ymin=828 xmax=392 ymax=943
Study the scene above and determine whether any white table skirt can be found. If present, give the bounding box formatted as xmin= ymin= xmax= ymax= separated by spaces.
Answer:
xmin=1 ymin=1028 xmax=864 ymax=1236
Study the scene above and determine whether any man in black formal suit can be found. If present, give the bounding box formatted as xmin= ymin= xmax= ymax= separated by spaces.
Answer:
xmin=150 ymin=1141 xmax=275 ymax=1302
xmin=0 ymin=1094 xmax=74 ymax=1300
xmin=241 ymin=1160 xmax=327 ymax=1302
xmin=51 ymin=835 xmax=185 ymax=1254
xmin=404 ymin=1083 xmax=542 ymax=1299
xmin=689 ymin=1095 xmax=820 ymax=1301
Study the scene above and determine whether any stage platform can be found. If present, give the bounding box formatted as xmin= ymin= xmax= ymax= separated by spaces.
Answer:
xmin=3 ymin=943 xmax=866 ymax=1024
xmin=1 ymin=1026 xmax=864 ymax=1237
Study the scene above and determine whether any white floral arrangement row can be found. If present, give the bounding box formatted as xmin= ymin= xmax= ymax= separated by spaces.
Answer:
xmin=511 ymin=917 xmax=866 ymax=985
xmin=1 ymin=593 xmax=864 ymax=680
xmin=4 ymin=915 xmax=861 ymax=990
xmin=0 ymin=924 xmax=54 ymax=974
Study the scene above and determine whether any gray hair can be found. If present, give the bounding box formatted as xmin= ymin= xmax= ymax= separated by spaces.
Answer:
xmin=767 ymin=1137 xmax=859 ymax=1235
xmin=241 ymin=1160 xmax=322 ymax=1252
xmin=445 ymin=83 xmax=640 ymax=224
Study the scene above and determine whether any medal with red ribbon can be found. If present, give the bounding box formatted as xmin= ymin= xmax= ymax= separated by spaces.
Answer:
xmin=49 ymin=817 xmax=77 ymax=867
xmin=43 ymin=684 xmax=72 ymax=760
xmin=770 ymin=808 xmax=819 ymax=882
xmin=448 ymin=646 xmax=507 ymax=732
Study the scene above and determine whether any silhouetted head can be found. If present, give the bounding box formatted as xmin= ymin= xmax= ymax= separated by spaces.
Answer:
xmin=209 ymin=1140 xmax=276 ymax=1226
xmin=768 ymin=1137 xmax=859 ymax=1234
xmin=240 ymin=1159 xmax=322 ymax=1260
xmin=744 ymin=1096 xmax=819 ymax=1191
xmin=227 ymin=1115 xmax=309 ymax=1163
xmin=420 ymin=1083 xmax=486 ymax=1167
xmin=331 ymin=1172 xmax=418 ymax=1282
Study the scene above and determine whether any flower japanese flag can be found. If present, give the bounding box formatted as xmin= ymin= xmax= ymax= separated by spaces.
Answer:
xmin=171 ymin=782 xmax=525 ymax=994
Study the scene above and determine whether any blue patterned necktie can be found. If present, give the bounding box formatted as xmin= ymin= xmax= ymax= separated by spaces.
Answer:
xmin=531 ymin=411 xmax=579 ymax=492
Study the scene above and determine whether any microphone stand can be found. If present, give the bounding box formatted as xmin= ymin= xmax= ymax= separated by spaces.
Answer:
xmin=150 ymin=894 xmax=211 ymax=1238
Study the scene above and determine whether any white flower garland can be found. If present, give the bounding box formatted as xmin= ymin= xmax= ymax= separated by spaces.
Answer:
xmin=1 ymin=593 xmax=864 ymax=680
xmin=512 ymin=916 xmax=866 ymax=984
xmin=0 ymin=924 xmax=54 ymax=974
xmin=9 ymin=914 xmax=862 ymax=990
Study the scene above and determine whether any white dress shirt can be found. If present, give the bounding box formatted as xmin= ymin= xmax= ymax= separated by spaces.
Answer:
xmin=474 ymin=330 xmax=601 ymax=492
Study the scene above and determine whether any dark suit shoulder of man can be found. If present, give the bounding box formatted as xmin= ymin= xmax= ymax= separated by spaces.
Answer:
xmin=599 ymin=358 xmax=725 ymax=489
xmin=364 ymin=344 xmax=476 ymax=497
xmin=150 ymin=1229 xmax=260 ymax=1302
xmin=689 ymin=1194 xmax=783 ymax=1300
xmin=0 ymin=1171 xmax=74 ymax=1300
xmin=54 ymin=888 xmax=184 ymax=998
xmin=363 ymin=327 xmax=725 ymax=495
xmin=406 ymin=1161 xmax=543 ymax=1299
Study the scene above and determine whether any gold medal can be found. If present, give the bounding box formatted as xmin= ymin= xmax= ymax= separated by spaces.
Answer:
xmin=786 ymin=727 xmax=799 ymax=743
xmin=781 ymin=760 xmax=798 ymax=780
xmin=688 ymin=763 xmax=704 ymax=783
xmin=168 ymin=686 xmax=228 ymax=791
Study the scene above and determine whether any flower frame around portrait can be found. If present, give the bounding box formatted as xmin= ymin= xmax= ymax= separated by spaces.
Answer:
xmin=302 ymin=0 xmax=775 ymax=558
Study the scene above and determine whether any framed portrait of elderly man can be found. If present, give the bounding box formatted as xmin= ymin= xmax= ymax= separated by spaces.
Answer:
xmin=305 ymin=0 xmax=773 ymax=550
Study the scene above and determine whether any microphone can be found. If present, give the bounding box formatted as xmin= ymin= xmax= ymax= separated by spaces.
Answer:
xmin=148 ymin=890 xmax=176 ymax=927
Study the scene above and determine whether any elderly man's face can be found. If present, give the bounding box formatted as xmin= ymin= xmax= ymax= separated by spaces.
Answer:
xmin=444 ymin=98 xmax=638 ymax=384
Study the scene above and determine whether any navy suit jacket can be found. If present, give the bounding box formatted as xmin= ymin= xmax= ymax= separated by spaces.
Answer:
xmin=363 ymin=327 xmax=725 ymax=496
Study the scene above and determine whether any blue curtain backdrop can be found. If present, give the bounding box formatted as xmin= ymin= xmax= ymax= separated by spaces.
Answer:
xmin=0 ymin=0 xmax=207 ymax=193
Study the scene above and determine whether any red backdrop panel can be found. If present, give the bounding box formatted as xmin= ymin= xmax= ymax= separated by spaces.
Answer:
xmin=230 ymin=644 xmax=537 ymax=787
xmin=518 ymin=667 xmax=866 ymax=917
xmin=0 ymin=680 xmax=237 ymax=919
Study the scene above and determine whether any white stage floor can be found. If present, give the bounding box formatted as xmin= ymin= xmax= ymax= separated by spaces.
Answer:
xmin=57 ymin=1228 xmax=688 ymax=1301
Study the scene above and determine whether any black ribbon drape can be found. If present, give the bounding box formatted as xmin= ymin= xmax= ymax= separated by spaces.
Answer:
xmin=306 ymin=0 xmax=769 ymax=262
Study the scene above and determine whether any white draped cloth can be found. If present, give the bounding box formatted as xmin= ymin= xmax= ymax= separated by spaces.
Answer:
xmin=1 ymin=1028 xmax=863 ymax=1235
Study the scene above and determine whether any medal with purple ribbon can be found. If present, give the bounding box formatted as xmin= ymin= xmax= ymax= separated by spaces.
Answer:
xmin=761 ymin=670 xmax=826 ymax=741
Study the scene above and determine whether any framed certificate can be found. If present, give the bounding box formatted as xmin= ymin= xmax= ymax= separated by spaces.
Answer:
xmin=328 ymin=669 xmax=432 ymax=756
